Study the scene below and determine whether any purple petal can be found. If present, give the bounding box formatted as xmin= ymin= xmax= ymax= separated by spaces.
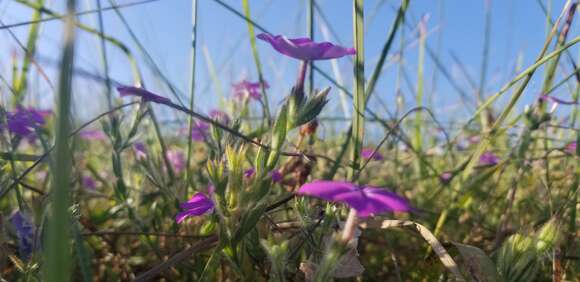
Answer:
xmin=297 ymin=180 xmax=359 ymax=202
xmin=117 ymin=86 xmax=171 ymax=104
xmin=176 ymin=192 xmax=214 ymax=223
xmin=361 ymin=187 xmax=412 ymax=215
xmin=257 ymin=33 xmax=356 ymax=61
xmin=4 ymin=107 xmax=50 ymax=139
xmin=297 ymin=181 xmax=412 ymax=217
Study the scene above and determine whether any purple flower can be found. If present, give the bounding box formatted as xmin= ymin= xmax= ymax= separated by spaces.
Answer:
xmin=79 ymin=129 xmax=107 ymax=141
xmin=190 ymin=121 xmax=210 ymax=141
xmin=117 ymin=86 xmax=171 ymax=104
xmin=257 ymin=33 xmax=356 ymax=61
xmin=361 ymin=148 xmax=384 ymax=161
xmin=166 ymin=149 xmax=186 ymax=174
xmin=566 ymin=142 xmax=577 ymax=154
xmin=233 ymin=80 xmax=269 ymax=101
xmin=479 ymin=151 xmax=499 ymax=166
xmin=209 ymin=110 xmax=231 ymax=125
xmin=9 ymin=211 xmax=35 ymax=259
xmin=3 ymin=107 xmax=51 ymax=140
xmin=539 ymin=95 xmax=577 ymax=105
xmin=297 ymin=180 xmax=411 ymax=217
xmin=133 ymin=142 xmax=148 ymax=160
xmin=82 ymin=175 xmax=97 ymax=190
xmin=176 ymin=192 xmax=214 ymax=223
xmin=244 ymin=168 xmax=256 ymax=179
xmin=271 ymin=170 xmax=283 ymax=183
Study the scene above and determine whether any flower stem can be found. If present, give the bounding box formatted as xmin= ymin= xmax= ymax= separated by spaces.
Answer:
xmin=295 ymin=60 xmax=308 ymax=96
xmin=340 ymin=208 xmax=358 ymax=243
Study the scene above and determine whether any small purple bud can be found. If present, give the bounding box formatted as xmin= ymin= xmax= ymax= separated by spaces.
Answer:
xmin=82 ymin=175 xmax=97 ymax=190
xmin=270 ymin=170 xmax=283 ymax=183
xmin=479 ymin=151 xmax=500 ymax=166
xmin=133 ymin=142 xmax=148 ymax=160
xmin=244 ymin=168 xmax=256 ymax=179
xmin=176 ymin=192 xmax=214 ymax=223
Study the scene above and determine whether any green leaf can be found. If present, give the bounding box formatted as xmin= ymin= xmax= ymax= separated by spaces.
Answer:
xmin=232 ymin=201 xmax=267 ymax=245
xmin=452 ymin=242 xmax=503 ymax=282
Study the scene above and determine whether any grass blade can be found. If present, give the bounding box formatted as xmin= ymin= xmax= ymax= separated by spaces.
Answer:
xmin=44 ymin=0 xmax=76 ymax=280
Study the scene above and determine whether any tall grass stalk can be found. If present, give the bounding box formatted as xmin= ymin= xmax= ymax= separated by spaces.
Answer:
xmin=414 ymin=17 xmax=426 ymax=177
xmin=350 ymin=0 xmax=365 ymax=179
xmin=13 ymin=0 xmax=44 ymax=105
xmin=242 ymin=0 xmax=271 ymax=123
xmin=95 ymin=0 xmax=112 ymax=108
xmin=478 ymin=0 xmax=491 ymax=130
xmin=364 ymin=0 xmax=409 ymax=102
xmin=186 ymin=0 xmax=199 ymax=188
xmin=44 ymin=0 xmax=76 ymax=280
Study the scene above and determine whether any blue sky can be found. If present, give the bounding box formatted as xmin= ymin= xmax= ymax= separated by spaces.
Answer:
xmin=0 ymin=0 xmax=577 ymax=125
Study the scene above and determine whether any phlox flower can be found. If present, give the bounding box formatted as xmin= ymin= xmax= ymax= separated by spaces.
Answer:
xmin=257 ymin=33 xmax=356 ymax=61
xmin=297 ymin=180 xmax=411 ymax=217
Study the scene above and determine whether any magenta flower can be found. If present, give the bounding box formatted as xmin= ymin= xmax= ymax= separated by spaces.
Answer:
xmin=361 ymin=148 xmax=384 ymax=161
xmin=479 ymin=151 xmax=500 ymax=166
xmin=133 ymin=142 xmax=148 ymax=160
xmin=79 ymin=129 xmax=107 ymax=141
xmin=176 ymin=192 xmax=214 ymax=223
xmin=297 ymin=180 xmax=411 ymax=217
xmin=233 ymin=80 xmax=269 ymax=101
xmin=4 ymin=107 xmax=51 ymax=140
xmin=257 ymin=33 xmax=356 ymax=61
xmin=566 ymin=142 xmax=577 ymax=154
xmin=209 ymin=110 xmax=231 ymax=125
xmin=539 ymin=95 xmax=577 ymax=105
xmin=117 ymin=86 xmax=171 ymax=104
xmin=166 ymin=149 xmax=186 ymax=174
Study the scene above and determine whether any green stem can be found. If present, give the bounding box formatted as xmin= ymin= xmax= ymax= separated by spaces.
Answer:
xmin=350 ymin=0 xmax=365 ymax=180
xmin=44 ymin=0 xmax=76 ymax=280
xmin=186 ymin=0 xmax=199 ymax=192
